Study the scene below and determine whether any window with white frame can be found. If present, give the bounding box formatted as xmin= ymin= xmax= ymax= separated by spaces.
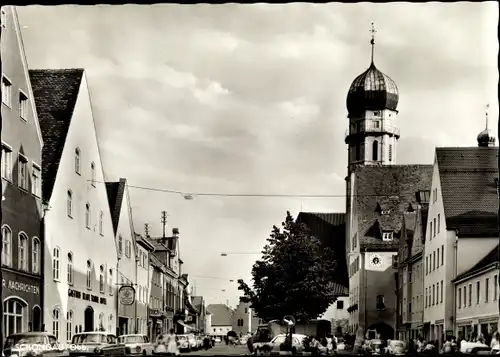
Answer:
xmin=86 ymin=260 xmax=92 ymax=290
xmin=17 ymin=234 xmax=28 ymax=271
xmin=67 ymin=190 xmax=73 ymax=217
xmin=138 ymin=251 xmax=142 ymax=267
xmin=4 ymin=298 xmax=27 ymax=336
xmin=99 ymin=211 xmax=103 ymax=235
xmin=90 ymin=162 xmax=96 ymax=186
xmin=108 ymin=314 xmax=113 ymax=333
xmin=19 ymin=91 xmax=28 ymax=120
xmin=1 ymin=144 xmax=12 ymax=181
xmin=52 ymin=247 xmax=60 ymax=281
xmin=52 ymin=308 xmax=60 ymax=340
xmin=31 ymin=164 xmax=41 ymax=197
xmin=18 ymin=154 xmax=28 ymax=191
xmin=109 ymin=268 xmax=113 ymax=295
xmin=2 ymin=225 xmax=12 ymax=267
xmin=32 ymin=237 xmax=40 ymax=274
xmin=75 ymin=148 xmax=81 ymax=174
xmin=382 ymin=231 xmax=393 ymax=242
xmin=67 ymin=252 xmax=74 ymax=285
xmin=66 ymin=310 xmax=73 ymax=342
xmin=2 ymin=75 xmax=12 ymax=107
xmin=85 ymin=203 xmax=91 ymax=228
xmin=99 ymin=265 xmax=105 ymax=293
xmin=125 ymin=240 xmax=131 ymax=258
xmin=118 ymin=235 xmax=123 ymax=255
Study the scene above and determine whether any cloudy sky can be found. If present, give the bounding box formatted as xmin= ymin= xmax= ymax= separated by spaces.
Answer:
xmin=18 ymin=2 xmax=498 ymax=312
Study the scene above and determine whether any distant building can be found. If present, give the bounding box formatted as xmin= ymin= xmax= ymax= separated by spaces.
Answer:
xmin=231 ymin=300 xmax=260 ymax=336
xmin=192 ymin=296 xmax=207 ymax=333
xmin=453 ymin=245 xmax=499 ymax=340
xmin=134 ymin=234 xmax=154 ymax=335
xmin=1 ymin=6 xmax=44 ymax=344
xmin=396 ymin=203 xmax=428 ymax=340
xmin=105 ymin=178 xmax=138 ymax=335
xmin=206 ymin=304 xmax=233 ymax=337
xmin=327 ymin=298 xmax=349 ymax=336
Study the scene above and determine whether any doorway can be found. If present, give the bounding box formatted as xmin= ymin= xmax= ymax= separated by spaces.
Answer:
xmin=119 ymin=317 xmax=129 ymax=336
xmin=84 ymin=307 xmax=94 ymax=332
xmin=32 ymin=306 xmax=42 ymax=331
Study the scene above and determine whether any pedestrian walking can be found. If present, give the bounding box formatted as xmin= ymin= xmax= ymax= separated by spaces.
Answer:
xmin=154 ymin=334 xmax=167 ymax=354
xmin=247 ymin=333 xmax=254 ymax=355
xmin=166 ymin=328 xmax=179 ymax=356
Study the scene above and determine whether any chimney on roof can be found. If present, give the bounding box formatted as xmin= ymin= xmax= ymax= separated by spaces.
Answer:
xmin=173 ymin=228 xmax=179 ymax=236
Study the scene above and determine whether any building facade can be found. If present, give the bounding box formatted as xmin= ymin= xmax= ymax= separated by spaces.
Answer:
xmin=135 ymin=234 xmax=154 ymax=335
xmin=453 ymin=246 xmax=499 ymax=341
xmin=423 ymin=143 xmax=499 ymax=343
xmin=105 ymin=178 xmax=138 ymax=335
xmin=206 ymin=304 xmax=233 ymax=338
xmin=1 ymin=5 xmax=44 ymax=343
xmin=344 ymin=32 xmax=433 ymax=339
xmin=231 ymin=300 xmax=260 ymax=336
xmin=29 ymin=68 xmax=118 ymax=343
xmin=148 ymin=254 xmax=167 ymax=341
xmin=192 ymin=296 xmax=208 ymax=333
xmin=396 ymin=205 xmax=427 ymax=340
xmin=328 ymin=298 xmax=350 ymax=336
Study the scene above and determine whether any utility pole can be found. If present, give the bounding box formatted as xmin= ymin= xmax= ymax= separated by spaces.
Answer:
xmin=161 ymin=211 xmax=167 ymax=238
xmin=144 ymin=223 xmax=150 ymax=237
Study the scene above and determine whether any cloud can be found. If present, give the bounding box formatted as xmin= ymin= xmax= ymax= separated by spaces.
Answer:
xmin=17 ymin=2 xmax=498 ymax=306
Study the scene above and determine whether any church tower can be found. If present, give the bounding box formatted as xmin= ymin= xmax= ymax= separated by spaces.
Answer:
xmin=345 ymin=23 xmax=400 ymax=173
xmin=477 ymin=104 xmax=496 ymax=147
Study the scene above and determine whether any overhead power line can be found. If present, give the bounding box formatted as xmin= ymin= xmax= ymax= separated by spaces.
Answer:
xmin=92 ymin=180 xmax=401 ymax=199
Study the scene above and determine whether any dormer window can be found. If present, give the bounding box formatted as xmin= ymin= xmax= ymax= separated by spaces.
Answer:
xmin=382 ymin=231 xmax=393 ymax=242
xmin=416 ymin=190 xmax=430 ymax=204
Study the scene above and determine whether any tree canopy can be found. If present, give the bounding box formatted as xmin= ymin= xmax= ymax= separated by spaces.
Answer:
xmin=238 ymin=211 xmax=339 ymax=323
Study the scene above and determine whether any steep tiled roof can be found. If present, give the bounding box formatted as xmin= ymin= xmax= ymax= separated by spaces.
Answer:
xmin=354 ymin=165 xmax=433 ymax=250
xmin=436 ymin=147 xmax=499 ymax=237
xmin=296 ymin=212 xmax=348 ymax=288
xmin=29 ymin=69 xmax=84 ymax=200
xmin=206 ymin=304 xmax=233 ymax=326
xmin=150 ymin=253 xmax=165 ymax=271
xmin=105 ymin=179 xmax=126 ymax=235
xmin=454 ymin=245 xmax=499 ymax=282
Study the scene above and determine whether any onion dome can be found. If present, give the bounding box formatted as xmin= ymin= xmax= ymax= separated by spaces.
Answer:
xmin=346 ymin=62 xmax=399 ymax=117
xmin=477 ymin=128 xmax=496 ymax=147
xmin=477 ymin=105 xmax=496 ymax=147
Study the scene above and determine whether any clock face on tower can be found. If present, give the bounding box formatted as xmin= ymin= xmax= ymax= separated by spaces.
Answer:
xmin=370 ymin=254 xmax=383 ymax=267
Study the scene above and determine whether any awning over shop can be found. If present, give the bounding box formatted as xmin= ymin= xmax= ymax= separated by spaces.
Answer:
xmin=177 ymin=320 xmax=194 ymax=330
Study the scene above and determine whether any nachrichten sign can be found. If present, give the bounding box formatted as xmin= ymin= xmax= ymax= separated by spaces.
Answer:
xmin=68 ymin=288 xmax=107 ymax=305
xmin=2 ymin=279 xmax=40 ymax=295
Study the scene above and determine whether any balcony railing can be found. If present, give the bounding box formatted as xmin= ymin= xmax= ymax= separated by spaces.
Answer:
xmin=345 ymin=124 xmax=400 ymax=139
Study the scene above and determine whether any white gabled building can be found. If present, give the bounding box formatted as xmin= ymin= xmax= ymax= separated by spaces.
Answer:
xmin=29 ymin=69 xmax=118 ymax=343
xmin=135 ymin=233 xmax=154 ymax=335
xmin=105 ymin=178 xmax=139 ymax=335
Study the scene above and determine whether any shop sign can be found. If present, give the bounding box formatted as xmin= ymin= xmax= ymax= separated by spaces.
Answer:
xmin=119 ymin=286 xmax=135 ymax=306
xmin=2 ymin=279 xmax=40 ymax=295
xmin=68 ymin=289 xmax=107 ymax=305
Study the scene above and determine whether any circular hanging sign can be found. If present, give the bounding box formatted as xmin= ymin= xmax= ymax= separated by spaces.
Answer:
xmin=282 ymin=315 xmax=296 ymax=327
xmin=119 ymin=285 xmax=136 ymax=306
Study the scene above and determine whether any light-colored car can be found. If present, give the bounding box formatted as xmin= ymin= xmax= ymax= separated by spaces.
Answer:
xmin=269 ymin=334 xmax=307 ymax=354
xmin=239 ymin=336 xmax=248 ymax=345
xmin=3 ymin=332 xmax=66 ymax=357
xmin=118 ymin=334 xmax=153 ymax=355
xmin=177 ymin=335 xmax=191 ymax=351
xmin=70 ymin=332 xmax=125 ymax=356
xmin=195 ymin=336 xmax=204 ymax=349
xmin=214 ymin=337 xmax=221 ymax=343
xmin=460 ymin=341 xmax=491 ymax=354
xmin=335 ymin=337 xmax=345 ymax=351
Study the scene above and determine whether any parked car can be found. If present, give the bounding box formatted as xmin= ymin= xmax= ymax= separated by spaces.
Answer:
xmin=118 ymin=334 xmax=154 ymax=355
xmin=335 ymin=337 xmax=345 ymax=352
xmin=268 ymin=334 xmax=307 ymax=355
xmin=386 ymin=340 xmax=407 ymax=355
xmin=460 ymin=341 xmax=491 ymax=355
xmin=3 ymin=332 xmax=66 ymax=357
xmin=70 ymin=332 xmax=125 ymax=356
xmin=195 ymin=336 xmax=204 ymax=349
xmin=187 ymin=334 xmax=197 ymax=350
xmin=176 ymin=335 xmax=190 ymax=352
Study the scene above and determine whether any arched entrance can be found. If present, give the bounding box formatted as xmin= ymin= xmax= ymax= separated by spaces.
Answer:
xmin=84 ymin=306 xmax=94 ymax=332
xmin=32 ymin=306 xmax=42 ymax=331
xmin=367 ymin=322 xmax=395 ymax=341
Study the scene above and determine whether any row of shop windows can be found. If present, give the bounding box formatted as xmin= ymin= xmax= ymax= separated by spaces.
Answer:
xmin=2 ymin=297 xmax=41 ymax=341
xmin=1 ymin=225 xmax=40 ymax=274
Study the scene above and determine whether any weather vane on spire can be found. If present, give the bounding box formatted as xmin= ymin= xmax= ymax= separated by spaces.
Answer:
xmin=370 ymin=22 xmax=377 ymax=63
xmin=485 ymin=103 xmax=490 ymax=129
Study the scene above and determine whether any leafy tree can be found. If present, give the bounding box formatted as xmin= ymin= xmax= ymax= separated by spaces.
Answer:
xmin=238 ymin=211 xmax=338 ymax=323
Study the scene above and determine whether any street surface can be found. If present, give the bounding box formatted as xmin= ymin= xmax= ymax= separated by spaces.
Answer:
xmin=188 ymin=343 xmax=248 ymax=355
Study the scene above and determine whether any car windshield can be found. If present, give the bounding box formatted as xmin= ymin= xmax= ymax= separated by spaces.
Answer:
xmin=4 ymin=335 xmax=46 ymax=349
xmin=119 ymin=336 xmax=144 ymax=344
xmin=178 ymin=336 xmax=187 ymax=341
xmin=72 ymin=334 xmax=106 ymax=344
